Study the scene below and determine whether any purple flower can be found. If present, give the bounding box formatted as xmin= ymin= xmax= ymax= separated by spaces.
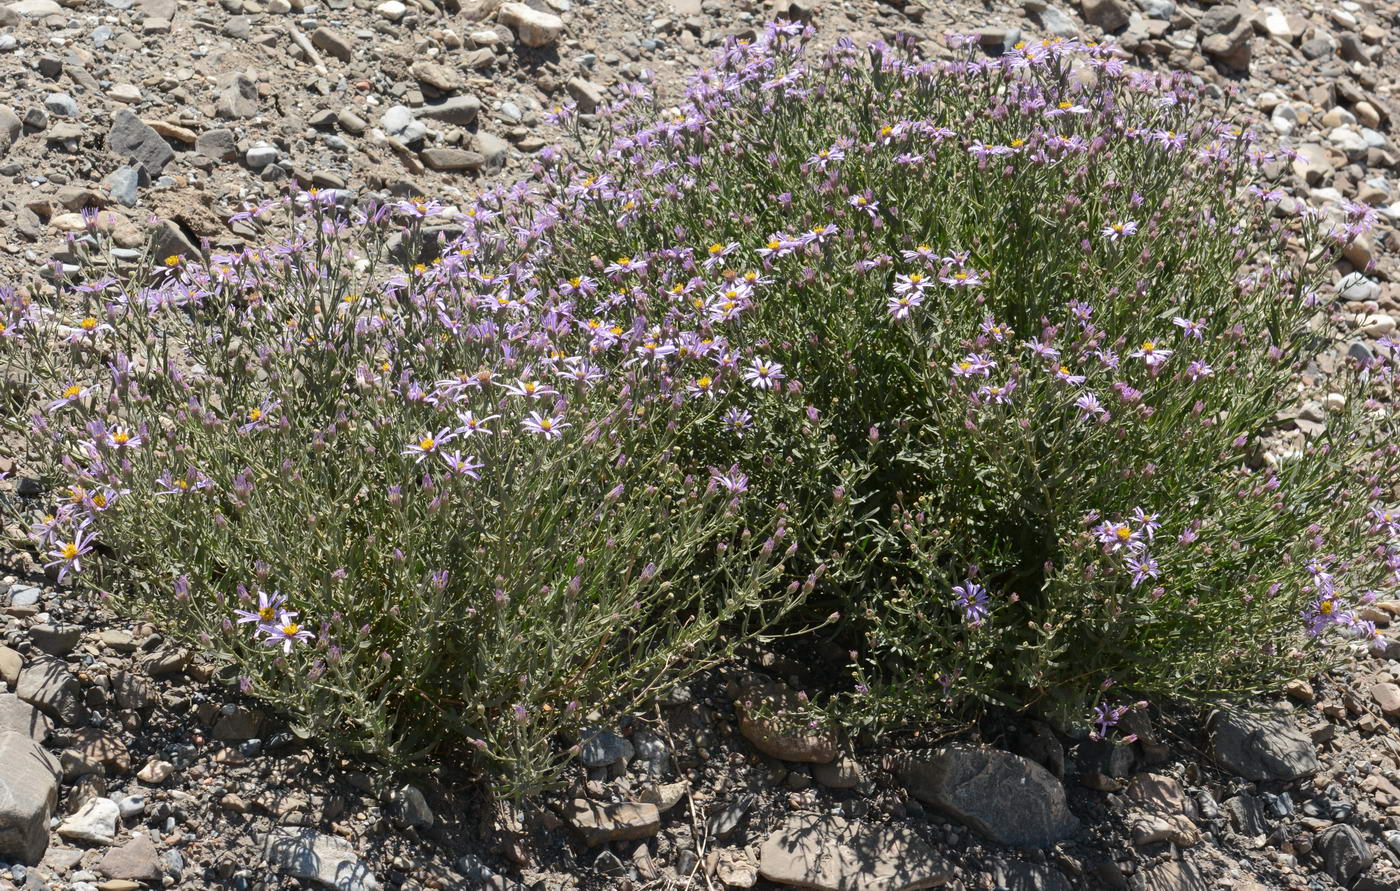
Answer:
xmin=235 ymin=590 xmax=288 ymax=626
xmin=404 ymin=428 xmax=454 ymax=462
xmin=1101 ymin=220 xmax=1138 ymax=242
xmin=258 ymin=609 xmax=313 ymax=653
xmin=45 ymin=526 xmax=97 ymax=582
xmin=522 ymin=411 xmax=570 ymax=439
xmin=953 ymin=580 xmax=989 ymax=627
xmin=743 ymin=358 xmax=785 ymax=390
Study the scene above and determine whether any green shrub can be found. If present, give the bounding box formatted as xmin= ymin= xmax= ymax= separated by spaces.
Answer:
xmin=4 ymin=23 xmax=1398 ymax=792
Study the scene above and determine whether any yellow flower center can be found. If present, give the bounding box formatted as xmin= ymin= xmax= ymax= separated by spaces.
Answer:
xmin=259 ymin=606 xmax=275 ymax=621
xmin=248 ymin=408 xmax=262 ymax=422
xmin=708 ymin=243 xmax=724 ymax=255
xmin=63 ymin=385 xmax=81 ymax=398
xmin=282 ymin=622 xmax=300 ymax=636
xmin=1141 ymin=340 xmax=1155 ymax=351
xmin=61 ymin=543 xmax=79 ymax=559
xmin=695 ymin=376 xmax=712 ymax=388
xmin=419 ymin=438 xmax=436 ymax=452
xmin=766 ymin=240 xmax=781 ymax=251
xmin=1319 ymin=599 xmax=1335 ymax=615
xmin=539 ymin=418 xmax=553 ymax=430
xmin=80 ymin=317 xmax=98 ymax=330
xmin=1059 ymin=100 xmax=1073 ymax=109
xmin=616 ymin=257 xmax=631 ymax=267
xmin=91 ymin=493 xmax=106 ymax=508
xmin=163 ymin=255 xmax=181 ymax=267
xmin=1115 ymin=526 xmax=1132 ymax=541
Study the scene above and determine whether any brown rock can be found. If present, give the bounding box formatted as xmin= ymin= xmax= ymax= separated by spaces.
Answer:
xmin=735 ymin=683 xmax=838 ymax=763
xmin=565 ymin=799 xmax=660 ymax=846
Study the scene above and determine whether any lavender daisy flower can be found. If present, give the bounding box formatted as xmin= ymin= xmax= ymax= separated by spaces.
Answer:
xmin=522 ymin=411 xmax=570 ymax=439
xmin=953 ymin=580 xmax=989 ymax=627
xmin=722 ymin=407 xmax=753 ymax=436
xmin=45 ymin=526 xmax=97 ymax=582
xmin=235 ymin=590 xmax=289 ymax=626
xmin=258 ymin=609 xmax=313 ymax=653
xmin=441 ymin=451 xmax=484 ymax=479
xmin=1128 ymin=339 xmax=1172 ymax=368
xmin=743 ymin=358 xmax=785 ymax=390
xmin=1101 ymin=220 xmax=1138 ymax=242
xmin=404 ymin=428 xmax=454 ymax=462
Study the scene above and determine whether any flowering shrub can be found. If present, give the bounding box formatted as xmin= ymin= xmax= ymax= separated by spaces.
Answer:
xmin=4 ymin=22 xmax=1400 ymax=789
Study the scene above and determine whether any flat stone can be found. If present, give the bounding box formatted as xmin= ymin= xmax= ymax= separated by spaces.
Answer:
xmin=812 ymin=754 xmax=863 ymax=790
xmin=1372 ymin=682 xmax=1400 ymax=716
xmin=735 ymin=683 xmax=838 ymax=763
xmin=420 ymin=147 xmax=484 ymax=171
xmin=16 ymin=655 xmax=83 ymax=726
xmin=28 ymin=623 xmax=82 ymax=656
xmin=5 ymin=0 xmax=62 ymax=16
xmin=98 ymin=833 xmax=161 ymax=882
xmin=264 ymin=828 xmax=381 ymax=890
xmin=57 ymin=797 xmax=119 ymax=844
xmin=136 ymin=759 xmax=173 ymax=784
xmin=195 ymin=128 xmax=237 ymax=161
xmin=578 ymin=727 xmax=631 ymax=767
xmin=899 ymin=746 xmax=1079 ymax=848
xmin=1206 ymin=705 xmax=1319 ymax=782
xmin=408 ymin=60 xmax=461 ymax=93
xmin=566 ymin=799 xmax=660 ymax=846
xmin=497 ymin=1 xmax=563 ymax=46
xmin=0 ymin=693 xmax=51 ymax=741
xmin=0 ymin=731 xmax=61 ymax=864
xmin=758 ymin=814 xmax=953 ymax=890
xmin=106 ymin=109 xmax=174 ymax=176
xmin=416 ymin=95 xmax=481 ymax=126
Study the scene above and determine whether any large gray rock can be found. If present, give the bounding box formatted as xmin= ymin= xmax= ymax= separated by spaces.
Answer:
xmin=1317 ymin=825 xmax=1372 ymax=886
xmin=15 ymin=655 xmax=83 ymax=726
xmin=215 ymin=73 xmax=258 ymax=120
xmin=0 ymin=693 xmax=52 ymax=741
xmin=899 ymin=746 xmax=1079 ymax=848
xmin=497 ymin=1 xmax=562 ymax=46
xmin=1206 ymin=706 xmax=1319 ymax=782
xmin=106 ymin=110 xmax=174 ymax=176
xmin=264 ymin=828 xmax=381 ymax=890
xmin=758 ymin=814 xmax=953 ymax=890
xmin=416 ymin=95 xmax=481 ymax=126
xmin=0 ymin=731 xmax=61 ymax=864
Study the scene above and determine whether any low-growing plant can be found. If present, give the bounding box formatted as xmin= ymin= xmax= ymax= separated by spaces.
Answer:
xmin=4 ymin=22 xmax=1399 ymax=793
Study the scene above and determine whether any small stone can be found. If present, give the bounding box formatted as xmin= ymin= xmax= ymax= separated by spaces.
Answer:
xmin=419 ymin=148 xmax=484 ymax=171
xmin=215 ymin=73 xmax=258 ymax=120
xmin=115 ymin=795 xmax=145 ymax=819
xmin=245 ymin=143 xmax=279 ymax=168
xmin=566 ymin=799 xmax=661 ymax=846
xmin=375 ymin=0 xmax=404 ymax=18
xmin=498 ymin=1 xmax=563 ymax=47
xmin=195 ymin=128 xmax=238 ymax=161
xmin=0 ymin=646 xmax=21 ymax=687
xmin=107 ymin=110 xmax=174 ymax=176
xmin=1284 ymin=679 xmax=1315 ymax=703
xmin=578 ymin=727 xmax=632 ymax=767
xmin=637 ymin=782 xmax=687 ymax=813
xmin=264 ymin=828 xmax=380 ymax=890
xmin=136 ymin=759 xmax=173 ymax=784
xmin=311 ymin=27 xmax=353 ymax=61
xmin=1081 ymin=0 xmax=1129 ymax=31
xmin=389 ymin=784 xmax=432 ymax=829
xmin=0 ymin=694 xmax=52 ymax=742
xmin=57 ymin=797 xmax=119 ymax=845
xmin=104 ymin=167 xmax=145 ymax=208
xmin=409 ymin=61 xmax=462 ymax=94
xmin=1372 ymin=682 xmax=1400 ymax=716
xmin=812 ymin=753 xmax=863 ymax=790
xmin=415 ymin=95 xmax=481 ymax=126
xmin=98 ymin=834 xmax=160 ymax=882
xmin=566 ymin=77 xmax=605 ymax=114
xmin=44 ymin=93 xmax=79 ymax=117
xmin=107 ymin=83 xmax=142 ymax=104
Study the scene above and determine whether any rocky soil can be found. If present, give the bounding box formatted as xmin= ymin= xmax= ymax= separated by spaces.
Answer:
xmin=2 ymin=0 xmax=1400 ymax=884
